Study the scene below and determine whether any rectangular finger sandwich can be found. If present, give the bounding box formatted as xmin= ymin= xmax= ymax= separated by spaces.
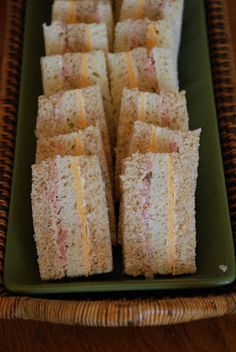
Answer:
xmin=115 ymin=88 xmax=188 ymax=195
xmin=40 ymin=51 xmax=113 ymax=139
xmin=43 ymin=22 xmax=109 ymax=55
xmin=52 ymin=0 xmax=114 ymax=48
xmin=107 ymin=47 xmax=178 ymax=126
xmin=31 ymin=155 xmax=113 ymax=280
xmin=35 ymin=86 xmax=112 ymax=168
xmin=36 ymin=126 xmax=116 ymax=244
xmin=119 ymin=150 xmax=199 ymax=277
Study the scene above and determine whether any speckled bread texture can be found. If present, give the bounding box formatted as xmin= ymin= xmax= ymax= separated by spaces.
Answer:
xmin=165 ymin=0 xmax=184 ymax=56
xmin=115 ymin=88 xmax=188 ymax=195
xmin=40 ymin=51 xmax=113 ymax=140
xmin=114 ymin=18 xmax=175 ymax=52
xmin=36 ymin=127 xmax=116 ymax=244
xmin=31 ymin=155 xmax=113 ymax=280
xmin=119 ymin=0 xmax=184 ymax=56
xmin=107 ymin=47 xmax=178 ymax=127
xmin=35 ymin=85 xmax=112 ymax=167
xmin=119 ymin=0 xmax=166 ymax=20
xmin=52 ymin=0 xmax=114 ymax=48
xmin=119 ymin=151 xmax=199 ymax=277
xmin=129 ymin=121 xmax=201 ymax=156
xmin=119 ymin=122 xmax=201 ymax=245
xmin=43 ymin=22 xmax=109 ymax=55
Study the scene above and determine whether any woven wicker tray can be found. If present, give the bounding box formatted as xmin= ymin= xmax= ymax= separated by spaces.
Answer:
xmin=0 ymin=0 xmax=235 ymax=326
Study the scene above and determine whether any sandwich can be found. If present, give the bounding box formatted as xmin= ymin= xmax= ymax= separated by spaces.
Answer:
xmin=119 ymin=0 xmax=184 ymax=23
xmin=40 ymin=51 xmax=113 ymax=140
xmin=107 ymin=47 xmax=179 ymax=125
xmin=43 ymin=22 xmax=109 ymax=55
xmin=114 ymin=18 xmax=175 ymax=53
xmin=115 ymin=88 xmax=189 ymax=194
xmin=35 ymin=86 xmax=112 ymax=168
xmin=119 ymin=0 xmax=184 ymax=53
xmin=128 ymin=120 xmax=200 ymax=156
xmin=52 ymin=0 xmax=114 ymax=48
xmin=119 ymin=121 xmax=201 ymax=245
xmin=119 ymin=0 xmax=167 ymax=20
xmin=36 ymin=126 xmax=116 ymax=244
xmin=119 ymin=149 xmax=199 ymax=277
xmin=31 ymin=155 xmax=113 ymax=280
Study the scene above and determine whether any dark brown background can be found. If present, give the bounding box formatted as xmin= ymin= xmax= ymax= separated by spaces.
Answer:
xmin=0 ymin=1 xmax=235 ymax=351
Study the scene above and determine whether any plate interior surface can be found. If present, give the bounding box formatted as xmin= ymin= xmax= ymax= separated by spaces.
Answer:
xmin=4 ymin=0 xmax=235 ymax=294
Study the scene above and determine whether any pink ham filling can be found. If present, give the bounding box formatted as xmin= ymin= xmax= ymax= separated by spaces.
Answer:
xmin=138 ymin=159 xmax=153 ymax=274
xmin=56 ymin=21 xmax=68 ymax=53
xmin=93 ymin=10 xmax=101 ymax=23
xmin=46 ymin=160 xmax=67 ymax=272
xmin=55 ymin=141 xmax=64 ymax=155
xmin=53 ymin=92 xmax=65 ymax=123
xmin=128 ymin=19 xmax=142 ymax=50
xmin=61 ymin=57 xmax=70 ymax=82
xmin=158 ymin=0 xmax=168 ymax=12
xmin=168 ymin=141 xmax=179 ymax=153
xmin=155 ymin=0 xmax=168 ymax=19
xmin=144 ymin=53 xmax=159 ymax=92
xmin=159 ymin=90 xmax=171 ymax=127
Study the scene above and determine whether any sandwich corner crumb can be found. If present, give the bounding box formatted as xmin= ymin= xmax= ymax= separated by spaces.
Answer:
xmin=219 ymin=264 xmax=228 ymax=272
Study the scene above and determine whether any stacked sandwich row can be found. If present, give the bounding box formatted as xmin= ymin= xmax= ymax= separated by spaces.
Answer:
xmin=31 ymin=0 xmax=201 ymax=281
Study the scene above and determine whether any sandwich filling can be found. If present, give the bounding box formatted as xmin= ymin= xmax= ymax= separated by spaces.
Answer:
xmin=46 ymin=160 xmax=67 ymax=273
xmin=128 ymin=20 xmax=140 ymax=50
xmin=75 ymin=135 xmax=85 ymax=155
xmin=124 ymin=52 xmax=138 ymax=89
xmin=57 ymin=21 xmax=68 ymax=53
xmin=159 ymin=90 xmax=170 ymax=127
xmin=68 ymin=0 xmax=77 ymax=24
xmin=149 ymin=127 xmax=158 ymax=152
xmin=135 ymin=0 xmax=145 ymax=19
xmin=54 ymin=91 xmax=66 ymax=123
xmin=84 ymin=26 xmax=92 ymax=51
xmin=70 ymin=159 xmax=90 ymax=276
xmin=144 ymin=53 xmax=158 ymax=92
xmin=137 ymin=92 xmax=147 ymax=121
xmin=146 ymin=24 xmax=157 ymax=51
xmin=60 ymin=56 xmax=70 ymax=85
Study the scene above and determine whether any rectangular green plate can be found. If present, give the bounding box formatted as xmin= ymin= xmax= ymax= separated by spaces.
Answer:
xmin=4 ymin=0 xmax=235 ymax=294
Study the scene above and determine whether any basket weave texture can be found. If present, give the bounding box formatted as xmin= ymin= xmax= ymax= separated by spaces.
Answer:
xmin=0 ymin=0 xmax=235 ymax=326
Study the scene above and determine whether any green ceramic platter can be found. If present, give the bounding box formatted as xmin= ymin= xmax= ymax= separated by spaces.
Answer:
xmin=4 ymin=0 xmax=236 ymax=294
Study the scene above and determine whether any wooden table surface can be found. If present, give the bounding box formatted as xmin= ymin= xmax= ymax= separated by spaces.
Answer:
xmin=0 ymin=1 xmax=236 ymax=351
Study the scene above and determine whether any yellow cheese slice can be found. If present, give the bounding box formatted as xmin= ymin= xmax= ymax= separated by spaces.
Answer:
xmin=84 ymin=26 xmax=92 ymax=52
xmin=124 ymin=52 xmax=138 ymax=89
xmin=149 ymin=127 xmax=158 ymax=152
xmin=167 ymin=155 xmax=175 ymax=273
xmin=80 ymin=54 xmax=89 ymax=88
xmin=137 ymin=92 xmax=146 ymax=121
xmin=71 ymin=159 xmax=90 ymax=275
xmin=75 ymin=135 xmax=84 ymax=155
xmin=77 ymin=90 xmax=88 ymax=128
xmin=135 ymin=0 xmax=145 ymax=19
xmin=147 ymin=24 xmax=157 ymax=51
xmin=68 ymin=1 xmax=77 ymax=24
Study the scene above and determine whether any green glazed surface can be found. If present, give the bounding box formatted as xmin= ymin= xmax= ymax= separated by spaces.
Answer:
xmin=4 ymin=0 xmax=235 ymax=294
